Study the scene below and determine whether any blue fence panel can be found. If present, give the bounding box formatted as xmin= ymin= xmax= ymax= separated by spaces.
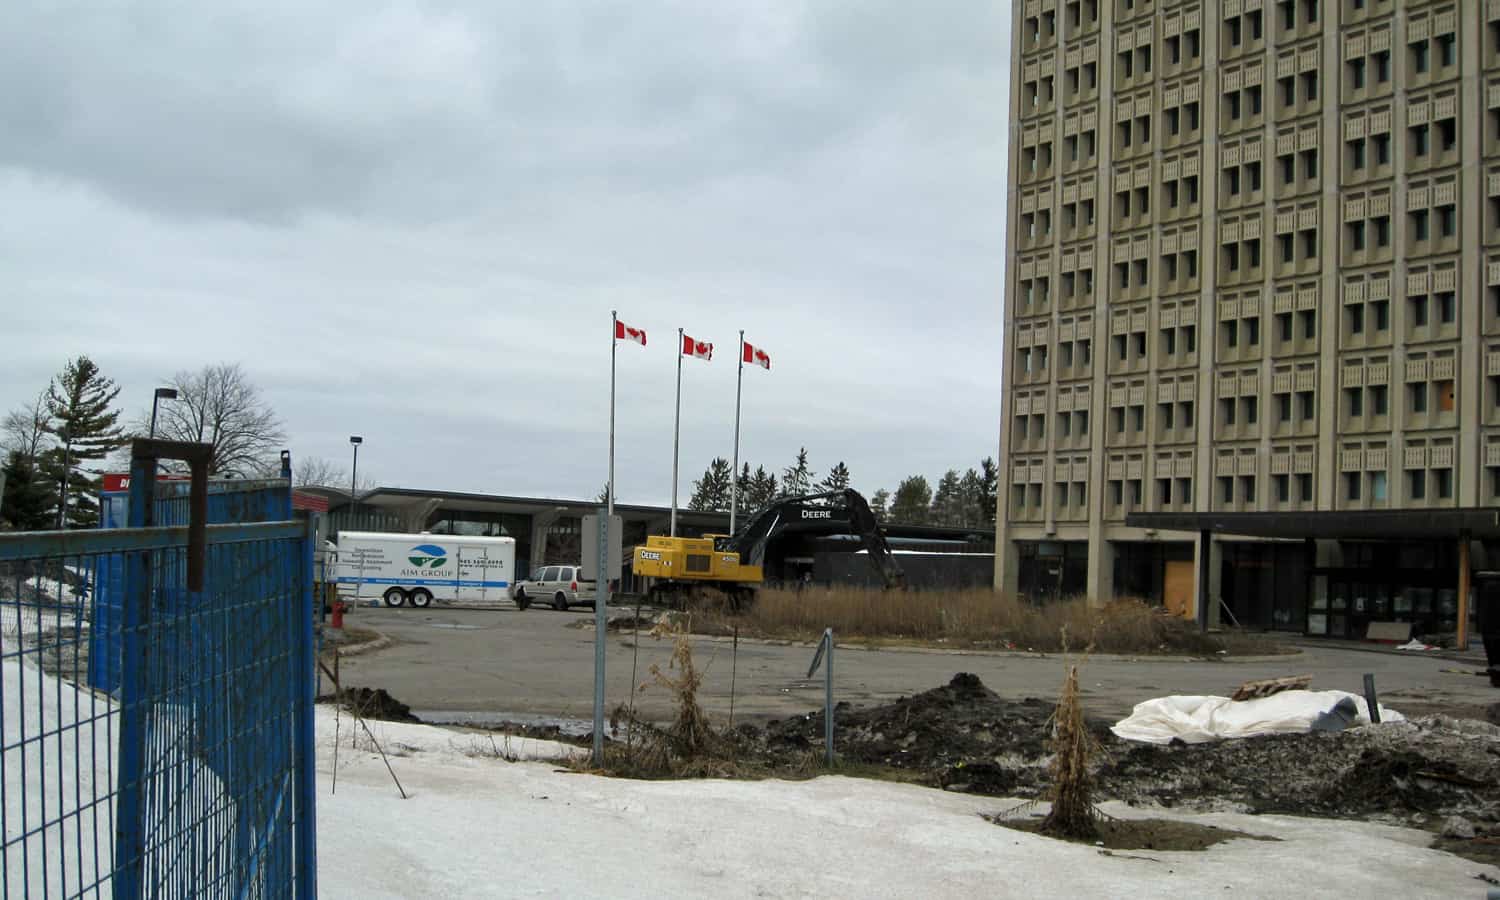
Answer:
xmin=0 ymin=519 xmax=317 ymax=898
xmin=91 ymin=479 xmax=293 ymax=695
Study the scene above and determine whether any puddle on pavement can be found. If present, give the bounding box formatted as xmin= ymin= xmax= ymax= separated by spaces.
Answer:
xmin=414 ymin=710 xmax=595 ymax=736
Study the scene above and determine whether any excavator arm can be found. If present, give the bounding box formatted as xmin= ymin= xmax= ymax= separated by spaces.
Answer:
xmin=723 ymin=489 xmax=906 ymax=590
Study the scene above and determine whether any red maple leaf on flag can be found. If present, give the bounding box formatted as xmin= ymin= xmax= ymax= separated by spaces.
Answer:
xmin=615 ymin=320 xmax=647 ymax=345
xmin=742 ymin=340 xmax=771 ymax=370
xmin=681 ymin=334 xmax=713 ymax=360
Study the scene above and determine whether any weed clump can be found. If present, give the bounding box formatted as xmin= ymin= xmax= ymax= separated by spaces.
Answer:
xmin=645 ymin=619 xmax=714 ymax=759
xmin=596 ymin=618 xmax=742 ymax=779
xmin=1040 ymin=663 xmax=1103 ymax=840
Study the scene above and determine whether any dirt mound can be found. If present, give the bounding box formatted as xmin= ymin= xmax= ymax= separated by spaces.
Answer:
xmin=1097 ymin=716 xmax=1500 ymax=830
xmin=335 ymin=687 xmax=421 ymax=723
xmin=755 ymin=673 xmax=1111 ymax=795
xmin=737 ymin=674 xmax=1500 ymax=834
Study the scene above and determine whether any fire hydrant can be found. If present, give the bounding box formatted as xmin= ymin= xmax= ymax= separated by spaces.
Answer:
xmin=330 ymin=600 xmax=347 ymax=630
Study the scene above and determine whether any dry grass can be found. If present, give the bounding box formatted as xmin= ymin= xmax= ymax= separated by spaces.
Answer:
xmin=699 ymin=587 xmax=1229 ymax=656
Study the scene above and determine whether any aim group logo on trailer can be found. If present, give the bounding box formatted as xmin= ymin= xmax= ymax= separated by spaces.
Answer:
xmin=407 ymin=544 xmax=449 ymax=569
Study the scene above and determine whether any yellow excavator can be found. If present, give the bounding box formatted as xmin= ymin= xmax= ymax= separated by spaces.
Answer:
xmin=631 ymin=489 xmax=906 ymax=608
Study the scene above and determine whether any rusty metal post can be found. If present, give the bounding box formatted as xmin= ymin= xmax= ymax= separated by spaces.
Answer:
xmin=1362 ymin=674 xmax=1381 ymax=725
xmin=186 ymin=456 xmax=207 ymax=591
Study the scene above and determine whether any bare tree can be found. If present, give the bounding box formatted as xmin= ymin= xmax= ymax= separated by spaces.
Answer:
xmin=2 ymin=389 xmax=51 ymax=460
xmin=149 ymin=363 xmax=286 ymax=476
xmin=294 ymin=455 xmax=375 ymax=491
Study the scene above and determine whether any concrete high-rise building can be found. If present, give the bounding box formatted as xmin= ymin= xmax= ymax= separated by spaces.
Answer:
xmin=995 ymin=0 xmax=1500 ymax=638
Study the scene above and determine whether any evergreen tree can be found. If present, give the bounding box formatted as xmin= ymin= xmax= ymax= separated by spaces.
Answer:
xmin=869 ymin=488 xmax=890 ymax=523
xmin=959 ymin=467 xmax=987 ymax=527
xmin=43 ymin=356 xmax=125 ymax=529
xmin=817 ymin=461 xmax=852 ymax=494
xmin=930 ymin=469 xmax=964 ymax=525
xmin=746 ymin=465 xmax=778 ymax=512
xmin=779 ymin=447 xmax=815 ymax=498
xmin=1 ymin=451 xmax=52 ymax=531
xmin=889 ymin=475 xmax=932 ymax=525
xmin=734 ymin=463 xmax=754 ymax=515
xmin=979 ymin=457 xmax=999 ymax=525
xmin=687 ymin=457 xmax=733 ymax=512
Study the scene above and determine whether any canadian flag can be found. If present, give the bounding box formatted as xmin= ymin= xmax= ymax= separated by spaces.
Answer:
xmin=681 ymin=334 xmax=713 ymax=360
xmin=742 ymin=340 xmax=771 ymax=370
xmin=615 ymin=320 xmax=647 ymax=346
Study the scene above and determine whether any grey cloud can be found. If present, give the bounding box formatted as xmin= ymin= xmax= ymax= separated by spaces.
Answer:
xmin=0 ymin=1 xmax=1009 ymax=505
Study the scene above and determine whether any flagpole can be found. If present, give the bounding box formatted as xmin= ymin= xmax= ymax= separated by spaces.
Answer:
xmin=595 ymin=311 xmax=618 ymax=766
xmin=670 ymin=327 xmax=683 ymax=537
xmin=730 ymin=329 xmax=744 ymax=536
xmin=608 ymin=311 xmax=617 ymax=520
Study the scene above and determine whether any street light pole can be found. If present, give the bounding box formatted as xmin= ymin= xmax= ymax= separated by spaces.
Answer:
xmin=148 ymin=387 xmax=178 ymax=439
xmin=349 ymin=436 xmax=363 ymax=527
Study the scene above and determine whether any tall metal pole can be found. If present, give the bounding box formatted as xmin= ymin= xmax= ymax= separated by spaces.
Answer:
xmin=593 ymin=508 xmax=608 ymax=764
xmin=350 ymin=444 xmax=360 ymax=525
xmin=730 ymin=330 xmax=745 ymax=535
xmin=608 ymin=311 xmax=617 ymax=521
xmin=594 ymin=312 xmax=618 ymax=766
xmin=670 ymin=327 xmax=683 ymax=537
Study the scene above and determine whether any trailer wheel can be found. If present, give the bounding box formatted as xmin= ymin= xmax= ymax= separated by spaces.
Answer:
xmin=552 ymin=592 xmax=569 ymax=611
xmin=382 ymin=588 xmax=406 ymax=608
xmin=408 ymin=588 xmax=433 ymax=609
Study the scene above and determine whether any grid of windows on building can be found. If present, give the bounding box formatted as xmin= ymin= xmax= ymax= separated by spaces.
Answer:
xmin=998 ymin=0 xmax=1494 ymax=638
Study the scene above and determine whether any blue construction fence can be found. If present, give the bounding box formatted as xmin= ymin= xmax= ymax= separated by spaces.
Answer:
xmin=91 ymin=470 xmax=294 ymax=694
xmin=0 ymin=445 xmax=317 ymax=897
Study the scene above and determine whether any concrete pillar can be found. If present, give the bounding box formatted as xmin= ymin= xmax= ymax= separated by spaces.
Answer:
xmin=1195 ymin=530 xmax=1211 ymax=632
xmin=995 ymin=537 xmax=1021 ymax=597
xmin=1198 ymin=534 xmax=1224 ymax=629
xmin=1458 ymin=531 xmax=1472 ymax=649
xmin=529 ymin=510 xmax=562 ymax=574
xmin=1086 ymin=538 xmax=1115 ymax=607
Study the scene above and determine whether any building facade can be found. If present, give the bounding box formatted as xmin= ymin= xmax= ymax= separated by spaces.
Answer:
xmin=996 ymin=0 xmax=1500 ymax=635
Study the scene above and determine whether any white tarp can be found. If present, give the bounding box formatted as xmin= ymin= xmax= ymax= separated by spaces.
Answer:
xmin=1111 ymin=690 xmax=1405 ymax=745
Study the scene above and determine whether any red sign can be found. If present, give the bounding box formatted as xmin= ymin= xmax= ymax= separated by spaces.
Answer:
xmin=293 ymin=491 xmax=330 ymax=513
xmin=100 ymin=473 xmax=193 ymax=493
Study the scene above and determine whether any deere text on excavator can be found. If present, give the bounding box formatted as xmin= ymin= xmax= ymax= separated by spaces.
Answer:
xmin=631 ymin=489 xmax=906 ymax=608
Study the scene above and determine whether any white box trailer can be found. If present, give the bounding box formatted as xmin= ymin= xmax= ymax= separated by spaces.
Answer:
xmin=335 ymin=531 xmax=517 ymax=608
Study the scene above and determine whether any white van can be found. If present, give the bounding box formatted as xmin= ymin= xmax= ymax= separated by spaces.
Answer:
xmin=510 ymin=565 xmax=597 ymax=611
xmin=335 ymin=531 xmax=516 ymax=608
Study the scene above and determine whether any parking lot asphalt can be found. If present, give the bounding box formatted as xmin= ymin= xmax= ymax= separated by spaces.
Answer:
xmin=333 ymin=604 xmax=1499 ymax=727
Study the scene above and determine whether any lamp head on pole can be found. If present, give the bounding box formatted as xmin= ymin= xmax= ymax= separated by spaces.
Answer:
xmin=349 ymin=435 xmax=363 ymax=446
xmin=154 ymin=387 xmax=178 ymax=401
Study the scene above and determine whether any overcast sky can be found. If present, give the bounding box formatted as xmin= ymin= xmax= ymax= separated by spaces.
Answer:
xmin=1 ymin=2 xmax=1011 ymax=506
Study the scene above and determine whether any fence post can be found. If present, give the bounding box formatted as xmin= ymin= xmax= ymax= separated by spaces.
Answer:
xmin=1362 ymin=673 xmax=1381 ymax=725
xmin=113 ymin=452 xmax=157 ymax=900
xmin=806 ymin=628 xmax=835 ymax=767
xmin=825 ymin=632 xmax=834 ymax=767
xmin=295 ymin=515 xmax=320 ymax=897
